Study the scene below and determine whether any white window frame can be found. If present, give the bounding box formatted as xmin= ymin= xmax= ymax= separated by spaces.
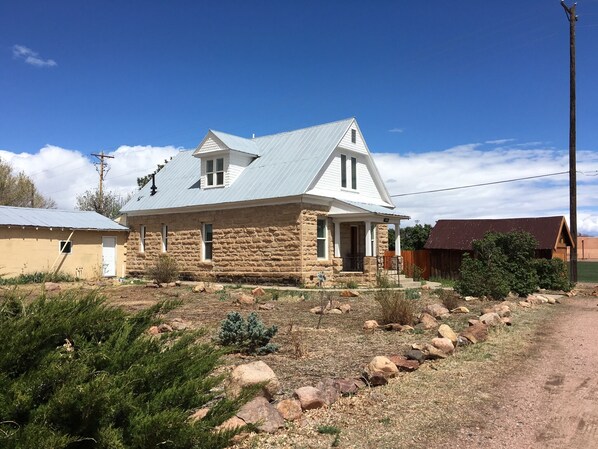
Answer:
xmin=203 ymin=223 xmax=213 ymax=261
xmin=317 ymin=218 xmax=328 ymax=260
xmin=161 ymin=224 xmax=168 ymax=252
xmin=370 ymin=224 xmax=377 ymax=257
xmin=139 ymin=225 xmax=146 ymax=253
xmin=351 ymin=156 xmax=357 ymax=190
xmin=340 ymin=154 xmax=347 ymax=188
xmin=206 ymin=157 xmax=225 ymax=187
xmin=59 ymin=240 xmax=72 ymax=254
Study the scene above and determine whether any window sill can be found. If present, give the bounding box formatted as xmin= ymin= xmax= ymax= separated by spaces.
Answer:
xmin=340 ymin=188 xmax=360 ymax=194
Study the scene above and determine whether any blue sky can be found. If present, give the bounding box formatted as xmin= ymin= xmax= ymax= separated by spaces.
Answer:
xmin=1 ymin=1 xmax=598 ymax=234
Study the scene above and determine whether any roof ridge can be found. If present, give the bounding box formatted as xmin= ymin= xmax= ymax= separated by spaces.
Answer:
xmin=0 ymin=205 xmax=95 ymax=214
xmin=252 ymin=117 xmax=355 ymax=140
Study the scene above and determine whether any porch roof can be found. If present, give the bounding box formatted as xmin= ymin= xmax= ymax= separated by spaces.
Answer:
xmin=327 ymin=200 xmax=410 ymax=220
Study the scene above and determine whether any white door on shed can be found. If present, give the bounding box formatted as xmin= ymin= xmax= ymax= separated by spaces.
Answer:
xmin=102 ymin=237 xmax=117 ymax=277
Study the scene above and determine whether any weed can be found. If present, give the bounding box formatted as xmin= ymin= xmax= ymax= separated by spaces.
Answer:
xmin=218 ymin=290 xmax=230 ymax=302
xmin=345 ymin=280 xmax=359 ymax=289
xmin=0 ymin=271 xmax=75 ymax=285
xmin=147 ymin=254 xmax=179 ymax=284
xmin=374 ymin=289 xmax=417 ymax=325
xmin=271 ymin=291 xmax=280 ymax=301
xmin=376 ymin=273 xmax=395 ymax=288
xmin=439 ymin=289 xmax=461 ymax=310
xmin=378 ymin=416 xmax=391 ymax=426
xmin=318 ymin=425 xmax=341 ymax=447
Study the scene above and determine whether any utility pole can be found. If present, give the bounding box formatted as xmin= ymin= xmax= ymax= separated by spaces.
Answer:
xmin=91 ymin=151 xmax=114 ymax=212
xmin=561 ymin=1 xmax=578 ymax=283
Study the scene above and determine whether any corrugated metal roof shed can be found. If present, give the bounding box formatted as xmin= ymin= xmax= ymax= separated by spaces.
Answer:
xmin=123 ymin=118 xmax=369 ymax=213
xmin=424 ymin=217 xmax=572 ymax=250
xmin=0 ymin=206 xmax=129 ymax=231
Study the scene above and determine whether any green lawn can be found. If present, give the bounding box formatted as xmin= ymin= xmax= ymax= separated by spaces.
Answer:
xmin=578 ymin=261 xmax=598 ymax=283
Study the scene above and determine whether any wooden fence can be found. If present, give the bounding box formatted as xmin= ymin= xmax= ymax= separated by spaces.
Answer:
xmin=383 ymin=250 xmax=431 ymax=280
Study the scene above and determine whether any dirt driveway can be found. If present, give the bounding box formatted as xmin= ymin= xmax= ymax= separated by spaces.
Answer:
xmin=442 ymin=293 xmax=598 ymax=448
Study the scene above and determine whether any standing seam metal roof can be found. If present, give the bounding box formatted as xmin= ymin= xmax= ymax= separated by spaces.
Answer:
xmin=122 ymin=118 xmax=367 ymax=213
xmin=0 ymin=206 xmax=129 ymax=231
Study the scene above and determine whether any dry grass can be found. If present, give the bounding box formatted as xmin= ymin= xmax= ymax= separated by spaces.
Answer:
xmin=373 ymin=289 xmax=417 ymax=325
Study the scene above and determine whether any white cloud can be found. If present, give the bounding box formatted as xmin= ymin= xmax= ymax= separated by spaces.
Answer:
xmin=485 ymin=138 xmax=515 ymax=145
xmin=373 ymin=141 xmax=598 ymax=236
xmin=12 ymin=45 xmax=57 ymax=67
xmin=0 ymin=144 xmax=182 ymax=209
xmin=388 ymin=128 xmax=404 ymax=133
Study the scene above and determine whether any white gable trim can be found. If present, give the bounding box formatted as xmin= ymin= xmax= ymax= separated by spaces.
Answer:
xmin=192 ymin=131 xmax=229 ymax=158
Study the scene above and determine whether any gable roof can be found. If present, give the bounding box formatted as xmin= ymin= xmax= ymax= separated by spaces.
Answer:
xmin=424 ymin=217 xmax=573 ymax=251
xmin=122 ymin=118 xmax=395 ymax=214
xmin=0 ymin=206 xmax=128 ymax=231
xmin=197 ymin=130 xmax=261 ymax=157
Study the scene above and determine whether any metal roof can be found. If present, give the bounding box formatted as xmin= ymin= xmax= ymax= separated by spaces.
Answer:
xmin=210 ymin=130 xmax=261 ymax=156
xmin=340 ymin=200 xmax=410 ymax=219
xmin=123 ymin=118 xmax=379 ymax=213
xmin=424 ymin=217 xmax=573 ymax=251
xmin=0 ymin=206 xmax=129 ymax=231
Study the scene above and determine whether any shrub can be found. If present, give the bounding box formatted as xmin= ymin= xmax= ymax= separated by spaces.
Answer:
xmin=147 ymin=254 xmax=179 ymax=284
xmin=0 ymin=289 xmax=246 ymax=449
xmin=455 ymin=254 xmax=510 ymax=300
xmin=376 ymin=273 xmax=393 ymax=288
xmin=374 ymin=289 xmax=417 ymax=325
xmin=439 ymin=289 xmax=461 ymax=310
xmin=0 ymin=271 xmax=75 ymax=285
xmin=217 ymin=312 xmax=279 ymax=355
xmin=534 ymin=258 xmax=572 ymax=291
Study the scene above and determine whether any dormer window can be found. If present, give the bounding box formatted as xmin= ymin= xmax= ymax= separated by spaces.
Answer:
xmin=206 ymin=157 xmax=224 ymax=186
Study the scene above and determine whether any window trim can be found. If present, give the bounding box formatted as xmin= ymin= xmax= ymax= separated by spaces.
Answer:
xmin=161 ymin=224 xmax=168 ymax=253
xmin=59 ymin=240 xmax=72 ymax=254
xmin=316 ymin=218 xmax=328 ymax=260
xmin=203 ymin=223 xmax=213 ymax=261
xmin=206 ymin=157 xmax=225 ymax=187
xmin=370 ymin=224 xmax=377 ymax=257
xmin=139 ymin=225 xmax=146 ymax=253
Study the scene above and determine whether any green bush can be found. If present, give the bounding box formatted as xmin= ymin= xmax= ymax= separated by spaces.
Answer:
xmin=534 ymin=258 xmax=572 ymax=291
xmin=455 ymin=254 xmax=510 ymax=300
xmin=0 ymin=271 xmax=76 ymax=285
xmin=216 ymin=312 xmax=278 ymax=355
xmin=147 ymin=254 xmax=179 ymax=284
xmin=0 ymin=290 xmax=246 ymax=449
xmin=374 ymin=289 xmax=417 ymax=325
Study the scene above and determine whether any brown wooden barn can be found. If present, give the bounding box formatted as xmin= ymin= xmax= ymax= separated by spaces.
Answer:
xmin=424 ymin=216 xmax=574 ymax=279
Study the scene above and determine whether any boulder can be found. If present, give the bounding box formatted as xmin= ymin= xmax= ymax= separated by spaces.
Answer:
xmin=327 ymin=308 xmax=343 ymax=315
xmin=364 ymin=372 xmax=389 ymax=386
xmin=405 ymin=349 xmax=425 ymax=364
xmin=170 ymin=318 xmax=189 ymax=331
xmin=189 ymin=407 xmax=210 ymax=422
xmin=258 ymin=302 xmax=275 ymax=311
xmin=229 ymin=361 xmax=280 ymax=400
xmin=316 ymin=378 xmax=341 ymax=405
xmin=237 ymin=293 xmax=255 ymax=305
xmin=363 ymin=320 xmax=379 ymax=331
xmin=501 ymin=317 xmax=513 ymax=326
xmin=482 ymin=304 xmax=511 ymax=317
xmin=431 ymin=337 xmax=455 ymax=354
xmin=193 ymin=282 xmax=205 ymax=293
xmin=333 ymin=378 xmax=363 ymax=395
xmin=547 ymin=297 xmax=557 ymax=305
xmin=387 ymin=354 xmax=420 ymax=372
xmin=365 ymin=356 xmax=399 ymax=379
xmin=275 ymin=399 xmax=303 ymax=421
xmin=174 ymin=280 xmax=182 ymax=287
xmin=217 ymin=416 xmax=246 ymax=432
xmin=204 ymin=283 xmax=224 ymax=294
xmin=419 ymin=312 xmax=439 ymax=330
xmin=451 ymin=306 xmax=470 ymax=314
xmin=148 ymin=325 xmax=160 ymax=335
xmin=44 ymin=282 xmax=61 ymax=292
xmin=157 ymin=323 xmax=173 ymax=333
xmin=519 ymin=301 xmax=532 ymax=308
xmin=252 ymin=287 xmax=266 ymax=297
xmin=340 ymin=290 xmax=360 ymax=297
xmin=422 ymin=343 xmax=448 ymax=359
xmin=167 ymin=282 xmax=177 ymax=287
xmin=479 ymin=312 xmax=502 ymax=327
xmin=425 ymin=303 xmax=450 ymax=319
xmin=339 ymin=303 xmax=352 ymax=313
xmin=145 ymin=283 xmax=159 ymax=289
xmin=459 ymin=322 xmax=489 ymax=344
xmin=294 ymin=386 xmax=327 ymax=410
xmin=236 ymin=397 xmax=284 ymax=433
xmin=437 ymin=324 xmax=458 ymax=344
xmin=468 ymin=319 xmax=481 ymax=326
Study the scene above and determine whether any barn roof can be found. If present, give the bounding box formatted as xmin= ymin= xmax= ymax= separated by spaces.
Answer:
xmin=424 ymin=217 xmax=573 ymax=251
xmin=0 ymin=206 xmax=128 ymax=231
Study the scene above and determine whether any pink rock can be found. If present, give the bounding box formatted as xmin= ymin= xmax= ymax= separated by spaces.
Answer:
xmin=276 ymin=399 xmax=302 ymax=421
xmin=236 ymin=397 xmax=284 ymax=433
xmin=387 ymin=354 xmax=420 ymax=372
xmin=237 ymin=293 xmax=255 ymax=305
xmin=294 ymin=386 xmax=327 ymax=410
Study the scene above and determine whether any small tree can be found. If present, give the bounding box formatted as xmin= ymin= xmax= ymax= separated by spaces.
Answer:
xmin=0 ymin=158 xmax=56 ymax=208
xmin=217 ymin=312 xmax=278 ymax=355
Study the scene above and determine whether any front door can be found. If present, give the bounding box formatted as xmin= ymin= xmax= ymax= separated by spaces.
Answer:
xmin=102 ymin=237 xmax=117 ymax=277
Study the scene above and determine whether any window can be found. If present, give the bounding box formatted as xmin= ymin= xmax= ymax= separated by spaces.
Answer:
xmin=351 ymin=129 xmax=356 ymax=143
xmin=340 ymin=154 xmax=347 ymax=188
xmin=139 ymin=225 xmax=146 ymax=253
xmin=206 ymin=157 xmax=224 ymax=186
xmin=59 ymin=241 xmax=72 ymax=254
xmin=351 ymin=157 xmax=357 ymax=190
xmin=317 ymin=219 xmax=327 ymax=259
xmin=161 ymin=224 xmax=168 ymax=252
xmin=370 ymin=224 xmax=377 ymax=257
xmin=203 ymin=223 xmax=213 ymax=261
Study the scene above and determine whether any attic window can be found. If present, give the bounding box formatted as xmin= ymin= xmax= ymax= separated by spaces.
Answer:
xmin=206 ymin=158 xmax=224 ymax=186
xmin=351 ymin=129 xmax=356 ymax=143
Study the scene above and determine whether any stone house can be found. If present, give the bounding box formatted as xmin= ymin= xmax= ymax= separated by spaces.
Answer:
xmin=120 ymin=118 xmax=408 ymax=285
xmin=0 ymin=206 xmax=128 ymax=279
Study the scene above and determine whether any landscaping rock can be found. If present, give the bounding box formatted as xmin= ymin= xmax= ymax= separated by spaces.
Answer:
xmin=480 ymin=312 xmax=503 ymax=327
xmin=483 ymin=304 xmax=511 ymax=317
xmin=310 ymin=306 xmax=324 ymax=314
xmin=258 ymin=302 xmax=276 ymax=311
xmin=170 ymin=318 xmax=189 ymax=331
xmin=275 ymin=399 xmax=303 ymax=421
xmin=459 ymin=322 xmax=489 ymax=344
xmin=193 ymin=282 xmax=205 ymax=293
xmin=437 ymin=324 xmax=458 ymax=344
xmin=229 ymin=361 xmax=280 ymax=400
xmin=405 ymin=349 xmax=425 ymax=364
xmin=237 ymin=293 xmax=255 ymax=305
xmin=327 ymin=308 xmax=343 ymax=315
xmin=387 ymin=354 xmax=420 ymax=371
xmin=189 ymin=407 xmax=210 ymax=422
xmin=463 ymin=296 xmax=477 ymax=301
xmin=422 ymin=343 xmax=448 ymax=359
xmin=365 ymin=356 xmax=399 ymax=379
xmin=44 ymin=282 xmax=61 ymax=292
xmin=316 ymin=378 xmax=341 ymax=405
xmin=237 ymin=397 xmax=284 ymax=433
xmin=145 ymin=283 xmax=159 ymax=289
xmin=157 ymin=323 xmax=173 ymax=333
xmin=501 ymin=317 xmax=513 ymax=326
xmin=340 ymin=290 xmax=360 ymax=297
xmin=294 ymin=386 xmax=327 ymax=410
xmin=425 ymin=303 xmax=450 ymax=319
xmin=217 ymin=416 xmax=246 ymax=432
xmin=339 ymin=303 xmax=351 ymax=313
xmin=451 ymin=306 xmax=470 ymax=314
xmin=547 ymin=297 xmax=557 ymax=305
xmin=148 ymin=325 xmax=160 ymax=335
xmin=431 ymin=337 xmax=455 ymax=354
xmin=252 ymin=287 xmax=266 ymax=297
xmin=468 ymin=319 xmax=481 ymax=326
xmin=519 ymin=300 xmax=532 ymax=308
xmin=364 ymin=372 xmax=389 ymax=386
xmin=334 ymin=378 xmax=363 ymax=395
xmin=204 ymin=283 xmax=224 ymax=294
xmin=419 ymin=312 xmax=439 ymax=330
xmin=363 ymin=320 xmax=379 ymax=331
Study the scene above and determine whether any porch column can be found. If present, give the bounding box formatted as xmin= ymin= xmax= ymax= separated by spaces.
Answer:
xmin=334 ymin=221 xmax=341 ymax=257
xmin=394 ymin=222 xmax=401 ymax=254
xmin=365 ymin=220 xmax=372 ymax=256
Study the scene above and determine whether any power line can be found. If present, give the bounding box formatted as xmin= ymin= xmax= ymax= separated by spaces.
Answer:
xmin=390 ymin=171 xmax=569 ymax=198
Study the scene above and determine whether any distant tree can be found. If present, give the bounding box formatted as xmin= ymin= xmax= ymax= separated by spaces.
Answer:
xmin=0 ymin=158 xmax=56 ymax=208
xmin=137 ymin=158 xmax=171 ymax=189
xmin=75 ymin=189 xmax=132 ymax=219
xmin=388 ymin=224 xmax=432 ymax=251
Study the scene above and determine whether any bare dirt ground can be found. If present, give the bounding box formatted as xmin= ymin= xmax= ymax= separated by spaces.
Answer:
xmin=436 ymin=284 xmax=598 ymax=449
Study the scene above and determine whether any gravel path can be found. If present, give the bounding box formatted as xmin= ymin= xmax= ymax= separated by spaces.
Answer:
xmin=443 ymin=295 xmax=598 ymax=448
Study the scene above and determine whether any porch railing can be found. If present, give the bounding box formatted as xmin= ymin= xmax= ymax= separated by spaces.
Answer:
xmin=342 ymin=255 xmax=364 ymax=272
